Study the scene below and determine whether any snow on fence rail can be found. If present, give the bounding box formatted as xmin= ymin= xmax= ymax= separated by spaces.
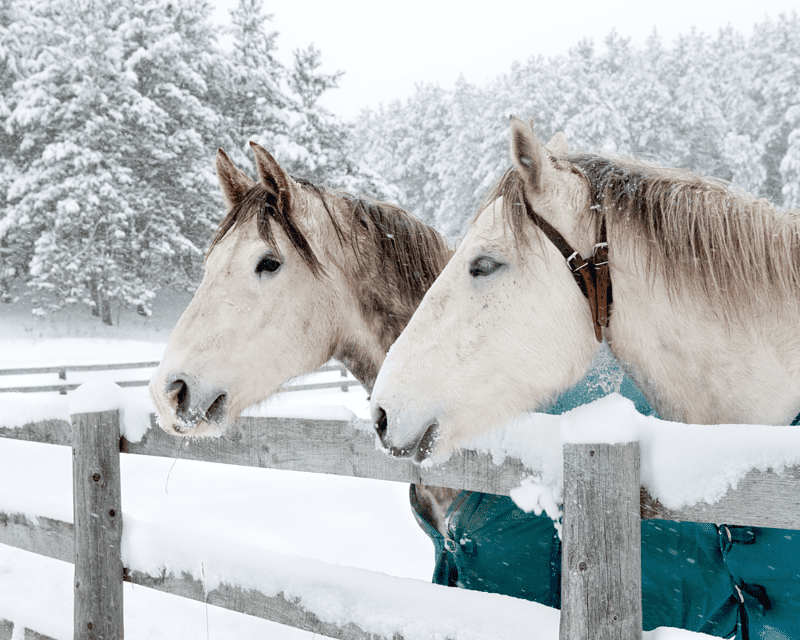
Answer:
xmin=0 ymin=361 xmax=361 ymax=394
xmin=1 ymin=393 xmax=800 ymax=640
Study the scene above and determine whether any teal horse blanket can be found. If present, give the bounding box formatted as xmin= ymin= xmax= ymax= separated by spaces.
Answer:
xmin=412 ymin=358 xmax=800 ymax=638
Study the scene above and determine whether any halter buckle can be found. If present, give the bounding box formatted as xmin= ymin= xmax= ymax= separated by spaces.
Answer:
xmin=592 ymin=242 xmax=609 ymax=266
xmin=567 ymin=251 xmax=590 ymax=273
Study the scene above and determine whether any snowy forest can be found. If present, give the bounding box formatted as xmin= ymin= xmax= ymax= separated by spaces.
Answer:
xmin=1 ymin=0 xmax=799 ymax=323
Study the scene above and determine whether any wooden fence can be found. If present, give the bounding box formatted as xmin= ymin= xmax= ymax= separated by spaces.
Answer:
xmin=1 ymin=407 xmax=799 ymax=640
xmin=0 ymin=361 xmax=361 ymax=394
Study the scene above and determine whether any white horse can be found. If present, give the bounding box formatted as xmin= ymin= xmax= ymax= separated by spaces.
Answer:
xmin=149 ymin=142 xmax=459 ymax=530
xmin=371 ymin=117 xmax=800 ymax=461
xmin=150 ymin=142 xmax=450 ymax=436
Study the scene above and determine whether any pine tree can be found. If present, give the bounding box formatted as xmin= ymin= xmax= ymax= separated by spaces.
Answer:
xmin=2 ymin=0 xmax=224 ymax=322
xmin=354 ymin=84 xmax=452 ymax=227
xmin=0 ymin=0 xmax=46 ymax=302
xmin=269 ymin=44 xmax=348 ymax=185
xmin=431 ymin=77 xmax=486 ymax=237
xmin=214 ymin=0 xmax=286 ymax=169
xmin=749 ymin=12 xmax=800 ymax=206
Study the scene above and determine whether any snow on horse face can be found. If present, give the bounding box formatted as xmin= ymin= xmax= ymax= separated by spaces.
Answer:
xmin=371 ymin=116 xmax=800 ymax=462
xmin=150 ymin=142 xmax=451 ymax=437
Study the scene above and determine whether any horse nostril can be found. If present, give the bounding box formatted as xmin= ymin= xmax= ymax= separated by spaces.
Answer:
xmin=207 ymin=393 xmax=227 ymax=423
xmin=168 ymin=379 xmax=189 ymax=414
xmin=373 ymin=406 xmax=388 ymax=441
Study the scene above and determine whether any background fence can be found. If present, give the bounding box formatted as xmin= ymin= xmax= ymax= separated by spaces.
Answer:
xmin=1 ymin=402 xmax=799 ymax=639
xmin=0 ymin=361 xmax=362 ymax=395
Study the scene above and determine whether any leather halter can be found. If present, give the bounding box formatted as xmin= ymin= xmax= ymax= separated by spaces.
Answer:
xmin=521 ymin=194 xmax=612 ymax=342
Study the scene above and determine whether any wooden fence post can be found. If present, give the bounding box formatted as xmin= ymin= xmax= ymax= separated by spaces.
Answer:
xmin=72 ymin=409 xmax=124 ymax=640
xmin=560 ymin=442 xmax=642 ymax=640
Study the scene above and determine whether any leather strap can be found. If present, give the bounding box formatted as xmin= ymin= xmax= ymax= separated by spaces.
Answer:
xmin=521 ymin=196 xmax=612 ymax=342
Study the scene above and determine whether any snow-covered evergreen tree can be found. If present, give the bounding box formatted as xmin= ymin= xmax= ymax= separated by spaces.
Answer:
xmin=430 ymin=77 xmax=486 ymax=237
xmin=353 ymin=85 xmax=452 ymax=228
xmin=212 ymin=0 xmax=285 ymax=171
xmin=4 ymin=5 xmax=799 ymax=323
xmin=220 ymin=0 xmax=396 ymax=200
xmin=350 ymin=14 xmax=800 ymax=239
xmin=749 ymin=12 xmax=800 ymax=206
xmin=0 ymin=0 xmax=45 ymax=302
xmin=2 ymin=0 xmax=224 ymax=322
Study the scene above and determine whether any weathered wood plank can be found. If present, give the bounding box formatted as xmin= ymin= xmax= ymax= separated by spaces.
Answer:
xmin=125 ymin=570 xmax=402 ymax=640
xmin=315 ymin=363 xmax=348 ymax=375
xmin=0 ymin=384 xmax=73 ymax=393
xmin=125 ymin=414 xmax=800 ymax=528
xmin=122 ymin=415 xmax=530 ymax=496
xmin=24 ymin=629 xmax=59 ymax=640
xmin=23 ymin=629 xmax=59 ymax=640
xmin=561 ymin=443 xmax=642 ymax=640
xmin=642 ymin=466 xmax=800 ymax=529
xmin=0 ymin=420 xmax=72 ymax=446
xmin=5 ymin=412 xmax=800 ymax=529
xmin=1 ymin=379 xmax=355 ymax=394
xmin=72 ymin=410 xmax=123 ymax=640
xmin=0 ymin=366 xmax=67 ymax=376
xmin=0 ymin=361 xmax=347 ymax=394
xmin=0 ymin=512 xmax=74 ymax=563
xmin=0 ymin=619 xmax=60 ymax=640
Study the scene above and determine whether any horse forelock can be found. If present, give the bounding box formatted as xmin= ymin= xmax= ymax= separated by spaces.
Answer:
xmin=208 ymin=182 xmax=325 ymax=276
xmin=485 ymin=155 xmax=800 ymax=316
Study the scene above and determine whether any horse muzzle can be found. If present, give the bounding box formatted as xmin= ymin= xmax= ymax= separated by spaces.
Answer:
xmin=150 ymin=373 xmax=229 ymax=436
xmin=372 ymin=405 xmax=440 ymax=464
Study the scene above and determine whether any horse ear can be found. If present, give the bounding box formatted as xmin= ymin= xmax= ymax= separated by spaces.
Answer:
xmin=250 ymin=141 xmax=294 ymax=210
xmin=546 ymin=131 xmax=569 ymax=156
xmin=509 ymin=115 xmax=552 ymax=194
xmin=216 ymin=149 xmax=254 ymax=211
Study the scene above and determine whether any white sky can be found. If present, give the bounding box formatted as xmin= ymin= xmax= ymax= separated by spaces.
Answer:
xmin=208 ymin=0 xmax=798 ymax=119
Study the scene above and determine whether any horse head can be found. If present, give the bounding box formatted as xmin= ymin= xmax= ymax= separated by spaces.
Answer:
xmin=371 ymin=118 xmax=601 ymax=461
xmin=151 ymin=144 xmax=353 ymax=435
xmin=150 ymin=142 xmax=451 ymax=437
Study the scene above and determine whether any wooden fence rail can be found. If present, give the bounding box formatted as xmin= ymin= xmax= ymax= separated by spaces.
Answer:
xmin=1 ymin=410 xmax=800 ymax=639
xmin=0 ymin=361 xmax=361 ymax=395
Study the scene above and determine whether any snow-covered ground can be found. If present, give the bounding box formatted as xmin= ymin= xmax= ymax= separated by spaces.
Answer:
xmin=0 ymin=332 xmax=747 ymax=640
xmin=0 ymin=335 xmax=436 ymax=639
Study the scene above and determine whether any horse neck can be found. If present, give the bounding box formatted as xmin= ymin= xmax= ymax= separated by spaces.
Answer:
xmin=607 ymin=232 xmax=800 ymax=426
xmin=335 ymin=340 xmax=383 ymax=395
xmin=329 ymin=204 xmax=454 ymax=393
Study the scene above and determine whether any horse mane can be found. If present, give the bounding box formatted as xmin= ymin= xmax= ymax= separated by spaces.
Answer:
xmin=485 ymin=154 xmax=800 ymax=311
xmin=209 ymin=177 xmax=453 ymax=346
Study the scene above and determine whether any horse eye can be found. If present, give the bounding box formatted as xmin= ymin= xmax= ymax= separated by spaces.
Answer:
xmin=256 ymin=255 xmax=282 ymax=275
xmin=469 ymin=256 xmax=503 ymax=277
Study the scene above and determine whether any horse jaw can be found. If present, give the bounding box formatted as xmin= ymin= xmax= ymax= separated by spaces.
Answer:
xmin=371 ymin=197 xmax=599 ymax=460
